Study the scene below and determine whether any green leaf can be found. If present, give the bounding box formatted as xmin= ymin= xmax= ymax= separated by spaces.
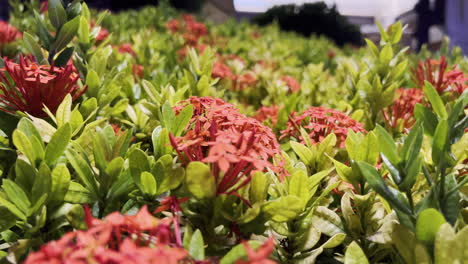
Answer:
xmin=357 ymin=162 xmax=411 ymax=214
xmin=416 ymin=208 xmax=446 ymax=246
xmin=288 ymin=171 xmax=309 ymax=205
xmin=249 ymin=171 xmax=268 ymax=204
xmin=142 ymin=80 xmax=161 ymax=103
xmin=290 ymin=141 xmax=313 ymax=166
xmin=0 ymin=207 xmax=17 ymax=232
xmin=65 ymin=148 xmax=98 ymax=195
xmin=401 ymin=123 xmax=423 ymax=169
xmin=189 ymin=229 xmax=205 ymax=261
xmin=423 ymin=81 xmax=447 ymax=119
xmin=263 ymin=195 xmax=303 ymax=222
xmin=56 ymin=94 xmax=72 ymax=127
xmin=48 ymin=0 xmax=67 ymax=29
xmin=434 ymin=223 xmax=458 ymax=264
xmin=322 ymin=233 xmax=346 ymax=248
xmin=432 ymin=119 xmax=448 ymax=165
xmin=13 ymin=130 xmax=36 ymax=165
xmin=31 ymin=163 xmax=51 ymax=204
xmin=391 ymin=224 xmax=416 ymax=263
xmin=128 ymin=149 xmax=150 ymax=188
xmin=375 ymin=125 xmax=399 ymax=164
xmin=220 ymin=241 xmax=263 ymax=264
xmin=15 ymin=159 xmax=36 ymax=192
xmin=414 ymin=104 xmax=438 ymax=136
xmin=64 ymin=181 xmax=95 ymax=204
xmin=53 ymin=16 xmax=80 ymax=52
xmin=86 ymin=70 xmax=100 ymax=98
xmin=34 ymin=11 xmax=53 ymax=50
xmin=174 ymin=105 xmax=193 ymax=137
xmin=311 ymin=206 xmax=344 ymax=236
xmin=140 ymin=172 xmax=157 ymax=196
xmin=23 ymin=32 xmax=45 ymax=64
xmin=381 ymin=153 xmax=402 ymax=185
xmin=440 ymin=175 xmax=459 ymax=226
xmin=344 ymin=241 xmax=369 ymax=264
xmin=54 ymin=46 xmax=74 ymax=67
xmin=0 ymin=195 xmax=26 ymax=220
xmin=2 ymin=179 xmax=30 ymax=214
xmin=399 ymin=156 xmax=422 ymax=192
xmin=162 ymin=102 xmax=176 ymax=134
xmin=45 ymin=124 xmax=71 ymax=166
xmin=185 ymin=162 xmax=216 ymax=199
xmin=78 ymin=16 xmax=90 ymax=44
xmin=50 ymin=164 xmax=71 ymax=202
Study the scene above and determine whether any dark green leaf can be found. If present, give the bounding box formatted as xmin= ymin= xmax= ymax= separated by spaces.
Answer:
xmin=2 ymin=179 xmax=30 ymax=214
xmin=414 ymin=104 xmax=438 ymax=136
xmin=357 ymin=162 xmax=411 ymax=214
xmin=432 ymin=119 xmax=448 ymax=165
xmin=54 ymin=47 xmax=74 ymax=67
xmin=441 ymin=174 xmax=460 ymax=225
xmin=48 ymin=0 xmax=67 ymax=29
xmin=375 ymin=125 xmax=399 ymax=164
xmin=23 ymin=33 xmax=45 ymax=64
xmin=53 ymin=16 xmax=80 ymax=52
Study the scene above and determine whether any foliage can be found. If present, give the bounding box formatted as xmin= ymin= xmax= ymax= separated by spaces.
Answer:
xmin=0 ymin=1 xmax=466 ymax=263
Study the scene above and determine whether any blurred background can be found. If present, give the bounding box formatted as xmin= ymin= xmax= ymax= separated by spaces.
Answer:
xmin=0 ymin=0 xmax=466 ymax=53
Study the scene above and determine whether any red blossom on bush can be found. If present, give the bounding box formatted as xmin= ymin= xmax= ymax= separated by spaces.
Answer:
xmin=24 ymin=206 xmax=188 ymax=264
xmin=118 ymin=43 xmax=137 ymax=57
xmin=171 ymin=97 xmax=284 ymax=200
xmin=212 ymin=61 xmax=235 ymax=80
xmin=0 ymin=56 xmax=86 ymax=117
xmin=235 ymin=238 xmax=277 ymax=264
xmin=382 ymin=88 xmax=424 ymax=132
xmin=280 ymin=75 xmax=300 ymax=93
xmin=413 ymin=56 xmax=467 ymax=95
xmin=39 ymin=0 xmax=48 ymax=13
xmin=254 ymin=106 xmax=279 ymax=126
xmin=235 ymin=72 xmax=257 ymax=90
xmin=280 ymin=107 xmax=366 ymax=147
xmin=0 ymin=21 xmax=22 ymax=44
xmin=132 ymin=64 xmax=144 ymax=79
xmin=166 ymin=19 xmax=180 ymax=33
xmin=167 ymin=14 xmax=208 ymax=47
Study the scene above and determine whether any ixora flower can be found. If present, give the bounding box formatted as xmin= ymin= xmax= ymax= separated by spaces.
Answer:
xmin=253 ymin=106 xmax=279 ymax=127
xmin=212 ymin=61 xmax=235 ymax=80
xmin=0 ymin=21 xmax=22 ymax=45
xmin=171 ymin=97 xmax=284 ymax=199
xmin=236 ymin=238 xmax=277 ymax=264
xmin=24 ymin=206 xmax=189 ymax=264
xmin=117 ymin=43 xmax=137 ymax=57
xmin=382 ymin=88 xmax=424 ymax=132
xmin=413 ymin=56 xmax=467 ymax=95
xmin=280 ymin=75 xmax=301 ymax=93
xmin=281 ymin=107 xmax=366 ymax=147
xmin=0 ymin=56 xmax=86 ymax=117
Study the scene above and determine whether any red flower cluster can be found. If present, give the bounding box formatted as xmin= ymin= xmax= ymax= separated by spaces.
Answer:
xmin=382 ymin=88 xmax=424 ymax=132
xmin=280 ymin=75 xmax=301 ymax=93
xmin=0 ymin=56 xmax=86 ymax=117
xmin=236 ymin=238 xmax=277 ymax=264
xmin=413 ymin=56 xmax=467 ymax=95
xmin=167 ymin=14 xmax=208 ymax=56
xmin=253 ymin=106 xmax=279 ymax=127
xmin=171 ymin=97 xmax=284 ymax=199
xmin=0 ymin=21 xmax=22 ymax=45
xmin=235 ymin=72 xmax=258 ymax=90
xmin=117 ymin=43 xmax=137 ymax=57
xmin=212 ymin=61 xmax=235 ymax=80
xmin=280 ymin=107 xmax=366 ymax=147
xmin=132 ymin=64 xmax=144 ymax=79
xmin=24 ymin=206 xmax=188 ymax=264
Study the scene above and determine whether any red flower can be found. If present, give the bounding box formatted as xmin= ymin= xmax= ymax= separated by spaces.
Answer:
xmin=132 ymin=64 xmax=144 ymax=79
xmin=0 ymin=56 xmax=86 ymax=117
xmin=212 ymin=61 xmax=235 ymax=80
xmin=118 ymin=43 xmax=137 ymax=57
xmin=91 ymin=21 xmax=109 ymax=43
xmin=280 ymin=107 xmax=366 ymax=147
xmin=254 ymin=106 xmax=279 ymax=126
xmin=382 ymin=88 xmax=424 ymax=132
xmin=166 ymin=19 xmax=180 ymax=33
xmin=235 ymin=72 xmax=257 ymax=90
xmin=280 ymin=75 xmax=300 ymax=93
xmin=413 ymin=56 xmax=467 ymax=95
xmin=40 ymin=0 xmax=48 ymax=13
xmin=171 ymin=97 xmax=284 ymax=199
xmin=24 ymin=206 xmax=188 ymax=264
xmin=235 ymin=238 xmax=277 ymax=264
xmin=0 ymin=21 xmax=22 ymax=44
